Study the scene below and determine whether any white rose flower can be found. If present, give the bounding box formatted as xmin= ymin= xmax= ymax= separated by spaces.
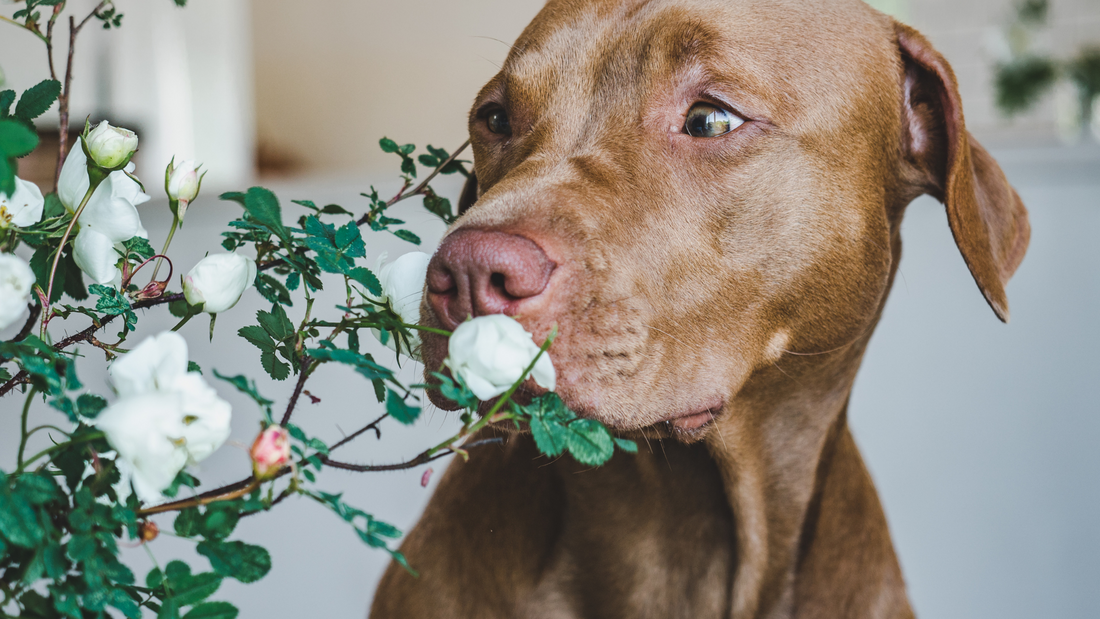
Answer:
xmin=444 ymin=314 xmax=555 ymax=400
xmin=84 ymin=120 xmax=139 ymax=169
xmin=0 ymin=177 xmax=44 ymax=228
xmin=58 ymin=145 xmax=150 ymax=285
xmin=0 ymin=253 xmax=35 ymax=330
xmin=97 ymin=331 xmax=232 ymax=505
xmin=182 ymin=253 xmax=257 ymax=314
xmin=369 ymin=251 xmax=430 ymax=358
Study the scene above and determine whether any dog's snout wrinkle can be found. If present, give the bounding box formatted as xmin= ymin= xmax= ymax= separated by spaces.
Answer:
xmin=427 ymin=229 xmax=555 ymax=329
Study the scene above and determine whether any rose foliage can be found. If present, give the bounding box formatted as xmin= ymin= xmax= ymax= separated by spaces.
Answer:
xmin=0 ymin=2 xmax=636 ymax=618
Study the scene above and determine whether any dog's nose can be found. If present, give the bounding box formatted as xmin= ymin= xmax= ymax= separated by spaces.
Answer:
xmin=426 ymin=229 xmax=554 ymax=329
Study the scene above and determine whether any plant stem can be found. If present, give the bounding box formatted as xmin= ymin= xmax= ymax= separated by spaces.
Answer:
xmin=15 ymin=431 xmax=105 ymax=476
xmin=16 ymin=388 xmax=38 ymax=470
xmin=41 ymin=181 xmax=98 ymax=335
xmin=149 ymin=216 xmax=178 ymax=282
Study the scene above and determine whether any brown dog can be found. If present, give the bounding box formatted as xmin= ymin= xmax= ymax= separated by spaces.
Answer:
xmin=370 ymin=0 xmax=1030 ymax=616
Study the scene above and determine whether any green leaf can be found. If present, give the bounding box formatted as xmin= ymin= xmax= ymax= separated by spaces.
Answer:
xmin=378 ymin=137 xmax=399 ymax=153
xmin=89 ymin=284 xmax=138 ymax=330
xmin=201 ymin=506 xmax=240 ymax=540
xmin=157 ymin=600 xmax=181 ymax=619
xmin=76 ymin=393 xmax=108 ymax=419
xmin=221 ymin=187 xmax=288 ymax=241
xmin=0 ymin=117 xmax=38 ymax=156
xmin=15 ymin=472 xmax=61 ymax=505
xmin=162 ymin=561 xmax=222 ymax=607
xmin=257 ymin=303 xmax=294 ymax=342
xmin=344 ymin=266 xmax=381 ymax=296
xmin=122 ymin=236 xmax=156 ymax=261
xmin=422 ymin=194 xmax=454 ymax=223
xmin=385 ymin=389 xmax=421 ymax=425
xmin=564 ymin=418 xmax=615 ymax=466
xmin=67 ymin=534 xmax=97 ymax=562
xmin=188 ymin=360 xmax=203 ymax=374
xmin=60 ymin=250 xmax=87 ymax=301
xmin=393 ymin=229 xmax=421 ymax=245
xmin=0 ymin=484 xmax=45 ymax=547
xmin=107 ymin=587 xmax=141 ymax=619
xmin=0 ymin=90 xmax=14 ymax=117
xmin=254 ymin=272 xmax=292 ymax=306
xmin=197 ymin=540 xmax=272 ymax=583
xmin=14 ymin=79 xmax=61 ymax=122
xmin=174 ymin=508 xmax=201 ymax=537
xmin=260 ymin=350 xmax=290 ymax=381
xmin=238 ymin=325 xmax=275 ymax=353
xmin=183 ymin=602 xmax=239 ymax=619
xmin=614 ymin=437 xmax=639 ymax=453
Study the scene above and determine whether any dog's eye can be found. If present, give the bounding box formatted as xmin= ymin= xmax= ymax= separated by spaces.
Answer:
xmin=683 ymin=103 xmax=743 ymax=138
xmin=486 ymin=109 xmax=512 ymax=135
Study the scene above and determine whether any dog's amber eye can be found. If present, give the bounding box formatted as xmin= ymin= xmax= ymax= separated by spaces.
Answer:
xmin=684 ymin=103 xmax=743 ymax=138
xmin=486 ymin=109 xmax=512 ymax=135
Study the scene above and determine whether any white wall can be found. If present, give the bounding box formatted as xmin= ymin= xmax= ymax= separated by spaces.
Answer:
xmin=0 ymin=0 xmax=254 ymax=188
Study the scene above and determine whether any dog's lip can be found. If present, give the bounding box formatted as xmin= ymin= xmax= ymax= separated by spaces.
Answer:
xmin=657 ymin=403 xmax=723 ymax=431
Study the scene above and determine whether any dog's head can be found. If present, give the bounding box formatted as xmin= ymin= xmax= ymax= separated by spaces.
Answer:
xmin=420 ymin=0 xmax=1029 ymax=439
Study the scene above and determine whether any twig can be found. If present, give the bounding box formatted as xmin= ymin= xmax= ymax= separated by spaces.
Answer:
xmin=356 ymin=139 xmax=471 ymax=226
xmin=330 ymin=412 xmax=389 ymax=450
xmin=138 ymin=479 xmax=261 ymax=516
xmin=279 ymin=360 xmax=314 ymax=425
xmin=321 ymin=437 xmax=502 ymax=472
xmin=0 ymin=293 xmax=184 ymax=397
xmin=54 ymin=2 xmax=109 ymax=189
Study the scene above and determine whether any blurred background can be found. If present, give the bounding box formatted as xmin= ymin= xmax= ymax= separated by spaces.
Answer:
xmin=1 ymin=0 xmax=1098 ymax=617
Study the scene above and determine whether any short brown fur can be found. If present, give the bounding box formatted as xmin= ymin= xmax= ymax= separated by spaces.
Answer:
xmin=371 ymin=1 xmax=1029 ymax=617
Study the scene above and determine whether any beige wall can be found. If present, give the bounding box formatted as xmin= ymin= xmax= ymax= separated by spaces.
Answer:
xmin=252 ymin=0 xmax=544 ymax=176
xmin=254 ymin=0 xmax=1100 ymax=178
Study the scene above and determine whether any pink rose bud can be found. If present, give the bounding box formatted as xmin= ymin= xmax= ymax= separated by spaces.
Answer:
xmin=251 ymin=426 xmax=291 ymax=480
xmin=420 ymin=467 xmax=433 ymax=488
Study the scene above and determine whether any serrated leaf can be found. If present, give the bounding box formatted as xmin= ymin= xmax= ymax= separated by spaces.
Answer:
xmin=188 ymin=360 xmax=203 ymax=375
xmin=334 ymin=221 xmax=365 ymax=257
xmin=261 ymin=350 xmax=290 ymax=381
xmin=197 ymin=540 xmax=272 ymax=584
xmin=14 ymin=79 xmax=61 ymax=122
xmin=564 ymin=418 xmax=615 ymax=466
xmin=123 ymin=236 xmax=156 ymax=260
xmin=385 ymin=389 xmax=421 ymax=425
xmin=254 ymin=272 xmax=291 ymax=306
xmin=15 ymin=472 xmax=61 ymax=505
xmin=256 ymin=304 xmax=294 ymax=342
xmin=238 ymin=325 xmax=275 ymax=353
xmin=344 ymin=266 xmax=381 ymax=296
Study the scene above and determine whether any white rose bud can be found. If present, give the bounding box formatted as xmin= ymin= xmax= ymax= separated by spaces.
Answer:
xmin=98 ymin=331 xmax=233 ymax=505
xmin=0 ymin=253 xmax=36 ymax=330
xmin=443 ymin=314 xmax=555 ymax=401
xmin=183 ymin=253 xmax=257 ymax=314
xmin=166 ymin=159 xmax=202 ymax=203
xmin=369 ymin=251 xmax=430 ymax=358
xmin=0 ymin=177 xmax=44 ymax=228
xmin=84 ymin=120 xmax=139 ymax=170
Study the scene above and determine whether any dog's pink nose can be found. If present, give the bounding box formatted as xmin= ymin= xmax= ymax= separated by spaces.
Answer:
xmin=427 ymin=229 xmax=554 ymax=329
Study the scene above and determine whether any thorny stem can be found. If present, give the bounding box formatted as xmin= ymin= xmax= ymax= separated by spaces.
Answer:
xmin=279 ymin=360 xmax=315 ymax=426
xmin=1 ymin=293 xmax=184 ymax=398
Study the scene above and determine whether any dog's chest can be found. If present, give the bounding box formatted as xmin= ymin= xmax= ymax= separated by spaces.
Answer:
xmin=521 ymin=441 xmax=735 ymax=619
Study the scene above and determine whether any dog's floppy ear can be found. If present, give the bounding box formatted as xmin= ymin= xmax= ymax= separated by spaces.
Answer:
xmin=895 ymin=22 xmax=1030 ymax=322
xmin=457 ymin=171 xmax=479 ymax=216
